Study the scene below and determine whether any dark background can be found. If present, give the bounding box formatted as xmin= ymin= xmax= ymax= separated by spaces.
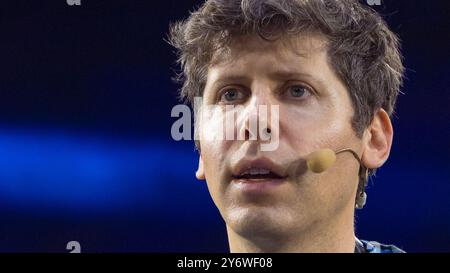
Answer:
xmin=0 ymin=0 xmax=449 ymax=252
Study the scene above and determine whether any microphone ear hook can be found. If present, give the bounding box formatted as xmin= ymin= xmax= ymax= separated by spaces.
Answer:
xmin=335 ymin=148 xmax=368 ymax=209
xmin=335 ymin=148 xmax=362 ymax=165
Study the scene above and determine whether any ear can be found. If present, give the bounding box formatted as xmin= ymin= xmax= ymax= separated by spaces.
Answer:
xmin=195 ymin=155 xmax=206 ymax=180
xmin=361 ymin=108 xmax=394 ymax=169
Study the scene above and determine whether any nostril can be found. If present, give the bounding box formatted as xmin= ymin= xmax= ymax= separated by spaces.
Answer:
xmin=262 ymin=128 xmax=271 ymax=139
xmin=244 ymin=129 xmax=250 ymax=140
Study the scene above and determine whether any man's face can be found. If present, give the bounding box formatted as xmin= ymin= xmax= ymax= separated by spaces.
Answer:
xmin=197 ymin=33 xmax=363 ymax=238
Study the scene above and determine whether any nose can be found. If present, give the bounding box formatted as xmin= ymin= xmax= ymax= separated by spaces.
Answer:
xmin=237 ymin=90 xmax=277 ymax=143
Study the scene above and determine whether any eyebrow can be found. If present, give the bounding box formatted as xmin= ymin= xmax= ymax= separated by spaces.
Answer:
xmin=211 ymin=70 xmax=327 ymax=90
xmin=268 ymin=70 xmax=315 ymax=80
xmin=211 ymin=75 xmax=249 ymax=87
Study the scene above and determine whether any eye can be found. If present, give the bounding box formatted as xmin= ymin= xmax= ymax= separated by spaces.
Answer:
xmin=286 ymin=85 xmax=312 ymax=99
xmin=219 ymin=88 xmax=246 ymax=103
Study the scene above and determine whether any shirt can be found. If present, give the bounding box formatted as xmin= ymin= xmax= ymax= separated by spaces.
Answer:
xmin=355 ymin=237 xmax=405 ymax=253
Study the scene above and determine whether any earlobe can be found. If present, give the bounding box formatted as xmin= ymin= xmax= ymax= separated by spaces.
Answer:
xmin=195 ymin=155 xmax=206 ymax=180
xmin=361 ymin=109 xmax=394 ymax=170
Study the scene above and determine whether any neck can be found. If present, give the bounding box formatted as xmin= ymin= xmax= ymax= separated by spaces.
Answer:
xmin=227 ymin=207 xmax=356 ymax=253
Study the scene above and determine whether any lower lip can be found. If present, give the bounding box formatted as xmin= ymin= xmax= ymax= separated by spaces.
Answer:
xmin=231 ymin=178 xmax=286 ymax=193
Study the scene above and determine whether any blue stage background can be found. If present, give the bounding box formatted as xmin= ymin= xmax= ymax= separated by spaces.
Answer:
xmin=0 ymin=0 xmax=449 ymax=252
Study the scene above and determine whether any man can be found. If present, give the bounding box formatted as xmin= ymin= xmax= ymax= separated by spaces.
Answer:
xmin=169 ymin=0 xmax=405 ymax=253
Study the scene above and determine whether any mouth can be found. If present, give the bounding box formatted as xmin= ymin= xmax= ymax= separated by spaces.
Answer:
xmin=230 ymin=157 xmax=288 ymax=192
xmin=232 ymin=168 xmax=285 ymax=180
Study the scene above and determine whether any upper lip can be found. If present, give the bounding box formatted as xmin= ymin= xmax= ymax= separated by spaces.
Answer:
xmin=231 ymin=157 xmax=288 ymax=179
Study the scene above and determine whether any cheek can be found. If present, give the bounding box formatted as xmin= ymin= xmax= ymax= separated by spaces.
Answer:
xmin=200 ymin=141 xmax=227 ymax=208
xmin=281 ymin=101 xmax=352 ymax=153
xmin=200 ymin=141 xmax=225 ymax=179
xmin=198 ymin=106 xmax=234 ymax=147
xmin=198 ymin=112 xmax=230 ymax=198
xmin=280 ymin=97 xmax=359 ymax=204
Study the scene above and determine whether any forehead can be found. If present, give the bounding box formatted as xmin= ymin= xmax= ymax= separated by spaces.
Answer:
xmin=205 ymin=33 xmax=332 ymax=90
xmin=209 ymin=33 xmax=329 ymax=71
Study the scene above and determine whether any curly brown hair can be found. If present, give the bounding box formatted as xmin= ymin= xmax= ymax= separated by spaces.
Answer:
xmin=168 ymin=0 xmax=404 ymax=141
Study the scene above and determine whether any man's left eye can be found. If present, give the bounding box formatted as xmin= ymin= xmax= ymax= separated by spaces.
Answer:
xmin=287 ymin=85 xmax=312 ymax=99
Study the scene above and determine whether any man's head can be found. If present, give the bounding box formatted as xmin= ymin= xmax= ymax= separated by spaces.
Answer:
xmin=169 ymin=0 xmax=404 ymax=249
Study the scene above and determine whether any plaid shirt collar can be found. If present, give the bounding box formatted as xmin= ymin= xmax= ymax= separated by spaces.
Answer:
xmin=355 ymin=237 xmax=405 ymax=253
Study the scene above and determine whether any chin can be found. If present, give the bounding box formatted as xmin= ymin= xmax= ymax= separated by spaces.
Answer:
xmin=225 ymin=205 xmax=298 ymax=238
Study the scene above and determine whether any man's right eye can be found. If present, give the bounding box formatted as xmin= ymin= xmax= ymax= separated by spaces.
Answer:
xmin=219 ymin=88 xmax=246 ymax=103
